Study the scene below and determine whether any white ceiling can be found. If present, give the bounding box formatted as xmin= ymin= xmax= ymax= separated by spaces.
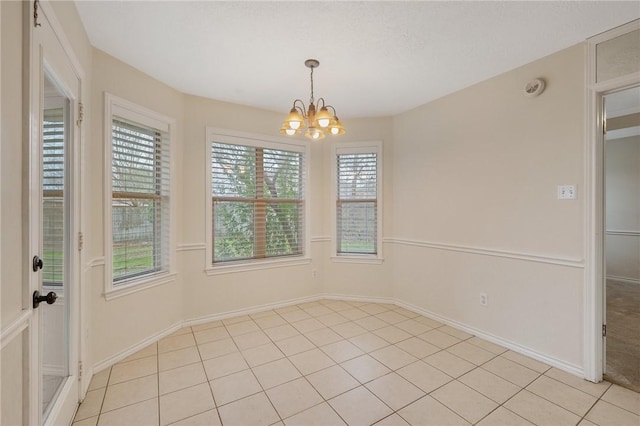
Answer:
xmin=75 ymin=1 xmax=639 ymax=118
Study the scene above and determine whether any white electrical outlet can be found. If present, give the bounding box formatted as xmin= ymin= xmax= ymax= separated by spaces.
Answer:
xmin=480 ymin=293 xmax=488 ymax=306
xmin=557 ymin=185 xmax=577 ymax=200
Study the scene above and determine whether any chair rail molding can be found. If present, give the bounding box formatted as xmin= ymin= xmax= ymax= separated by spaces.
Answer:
xmin=383 ymin=237 xmax=584 ymax=268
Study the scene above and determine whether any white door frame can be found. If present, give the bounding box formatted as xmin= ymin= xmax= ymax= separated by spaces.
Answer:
xmin=584 ymin=20 xmax=640 ymax=383
xmin=25 ymin=1 xmax=85 ymax=424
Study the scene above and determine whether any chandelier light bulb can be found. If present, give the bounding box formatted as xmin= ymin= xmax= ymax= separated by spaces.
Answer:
xmin=286 ymin=128 xmax=296 ymax=136
xmin=315 ymin=106 xmax=333 ymax=128
xmin=289 ymin=121 xmax=301 ymax=130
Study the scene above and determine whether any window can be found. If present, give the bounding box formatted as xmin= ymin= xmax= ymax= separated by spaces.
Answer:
xmin=43 ymin=107 xmax=65 ymax=287
xmin=105 ymin=94 xmax=175 ymax=297
xmin=207 ymin=130 xmax=309 ymax=270
xmin=334 ymin=142 xmax=382 ymax=260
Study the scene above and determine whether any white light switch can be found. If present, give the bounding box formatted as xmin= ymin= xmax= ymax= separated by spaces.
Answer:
xmin=557 ymin=185 xmax=577 ymax=200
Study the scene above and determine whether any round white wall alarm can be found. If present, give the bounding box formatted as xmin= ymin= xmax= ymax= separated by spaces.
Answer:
xmin=524 ymin=78 xmax=545 ymax=97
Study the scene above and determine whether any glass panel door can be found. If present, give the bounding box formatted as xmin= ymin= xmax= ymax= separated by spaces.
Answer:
xmin=40 ymin=72 xmax=71 ymax=419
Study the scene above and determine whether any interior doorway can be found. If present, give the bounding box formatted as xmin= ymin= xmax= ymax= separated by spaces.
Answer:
xmin=603 ymin=86 xmax=640 ymax=392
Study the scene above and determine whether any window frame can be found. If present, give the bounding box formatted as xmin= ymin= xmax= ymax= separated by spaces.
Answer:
xmin=103 ymin=93 xmax=176 ymax=300
xmin=331 ymin=141 xmax=383 ymax=264
xmin=205 ymin=128 xmax=311 ymax=275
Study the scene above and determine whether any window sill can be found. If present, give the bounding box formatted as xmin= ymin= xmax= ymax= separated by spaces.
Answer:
xmin=206 ymin=257 xmax=312 ymax=276
xmin=104 ymin=272 xmax=176 ymax=301
xmin=330 ymin=255 xmax=384 ymax=265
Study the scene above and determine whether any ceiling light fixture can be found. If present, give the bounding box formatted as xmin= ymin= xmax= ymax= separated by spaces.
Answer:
xmin=281 ymin=59 xmax=345 ymax=140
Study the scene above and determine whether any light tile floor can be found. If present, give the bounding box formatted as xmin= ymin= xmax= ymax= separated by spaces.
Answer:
xmin=73 ymin=300 xmax=640 ymax=426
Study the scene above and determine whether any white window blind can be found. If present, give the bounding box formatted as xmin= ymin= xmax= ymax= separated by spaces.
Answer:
xmin=111 ymin=116 xmax=170 ymax=282
xmin=43 ymin=107 xmax=65 ymax=286
xmin=211 ymin=142 xmax=304 ymax=263
xmin=336 ymin=152 xmax=378 ymax=255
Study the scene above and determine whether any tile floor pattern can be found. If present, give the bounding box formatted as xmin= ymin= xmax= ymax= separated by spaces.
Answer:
xmin=73 ymin=300 xmax=640 ymax=426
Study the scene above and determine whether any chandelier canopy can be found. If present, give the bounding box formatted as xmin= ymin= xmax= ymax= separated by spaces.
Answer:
xmin=281 ymin=59 xmax=346 ymax=140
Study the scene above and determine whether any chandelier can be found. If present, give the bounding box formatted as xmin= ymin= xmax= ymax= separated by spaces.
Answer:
xmin=281 ymin=59 xmax=346 ymax=140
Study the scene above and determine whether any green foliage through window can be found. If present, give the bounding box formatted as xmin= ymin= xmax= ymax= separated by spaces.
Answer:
xmin=211 ymin=142 xmax=304 ymax=263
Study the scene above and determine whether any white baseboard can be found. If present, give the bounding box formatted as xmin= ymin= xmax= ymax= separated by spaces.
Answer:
xmin=395 ymin=299 xmax=584 ymax=378
xmin=606 ymin=275 xmax=640 ymax=285
xmin=322 ymin=293 xmax=395 ymax=305
xmin=92 ymin=321 xmax=182 ymax=374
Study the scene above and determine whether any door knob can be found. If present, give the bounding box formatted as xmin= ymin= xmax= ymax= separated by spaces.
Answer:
xmin=33 ymin=255 xmax=44 ymax=272
xmin=33 ymin=290 xmax=57 ymax=308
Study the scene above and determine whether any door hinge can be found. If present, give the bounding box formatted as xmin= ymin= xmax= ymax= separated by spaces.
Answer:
xmin=78 ymin=232 xmax=84 ymax=251
xmin=78 ymin=361 xmax=83 ymax=378
xmin=33 ymin=0 xmax=42 ymax=28
xmin=602 ymin=324 xmax=607 ymax=337
xmin=76 ymin=102 xmax=84 ymax=127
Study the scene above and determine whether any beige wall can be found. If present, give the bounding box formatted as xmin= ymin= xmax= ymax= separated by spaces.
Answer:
xmin=1 ymin=0 xmax=25 ymax=327
xmin=87 ymin=49 xmax=185 ymax=364
xmin=605 ymin=135 xmax=640 ymax=282
xmin=391 ymin=44 xmax=586 ymax=367
xmin=1 ymin=1 xmax=27 ymax=422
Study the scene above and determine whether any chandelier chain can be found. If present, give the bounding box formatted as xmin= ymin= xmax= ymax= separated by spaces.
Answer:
xmin=309 ymin=66 xmax=315 ymax=105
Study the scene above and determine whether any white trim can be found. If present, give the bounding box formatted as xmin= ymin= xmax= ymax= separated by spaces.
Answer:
xmin=330 ymin=256 xmax=384 ymax=265
xmin=205 ymin=257 xmax=312 ymax=276
xmin=92 ymin=322 xmax=182 ymax=374
xmin=205 ymin=128 xmax=311 ymax=270
xmin=0 ymin=311 xmax=31 ymax=350
xmin=103 ymin=93 xmax=177 ymax=299
xmin=606 ymin=275 xmax=640 ymax=285
xmin=384 ymin=237 xmax=584 ymax=268
xmin=321 ymin=294 xmax=395 ymax=305
xmin=395 ymin=299 xmax=584 ymax=378
xmin=331 ymin=141 xmax=384 ymax=260
xmin=104 ymin=272 xmax=177 ymax=301
xmin=605 ymin=230 xmax=640 ymax=237
xmin=584 ymin=19 xmax=640 ymax=383
xmin=177 ymin=243 xmax=206 ymax=252
xmin=584 ymin=35 xmax=603 ymax=384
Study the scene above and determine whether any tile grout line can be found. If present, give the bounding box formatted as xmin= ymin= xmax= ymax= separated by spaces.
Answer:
xmin=223 ymin=313 xmax=286 ymax=425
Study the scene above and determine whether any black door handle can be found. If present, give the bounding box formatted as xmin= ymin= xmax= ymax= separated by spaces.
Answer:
xmin=33 ymin=255 xmax=44 ymax=272
xmin=33 ymin=290 xmax=57 ymax=308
